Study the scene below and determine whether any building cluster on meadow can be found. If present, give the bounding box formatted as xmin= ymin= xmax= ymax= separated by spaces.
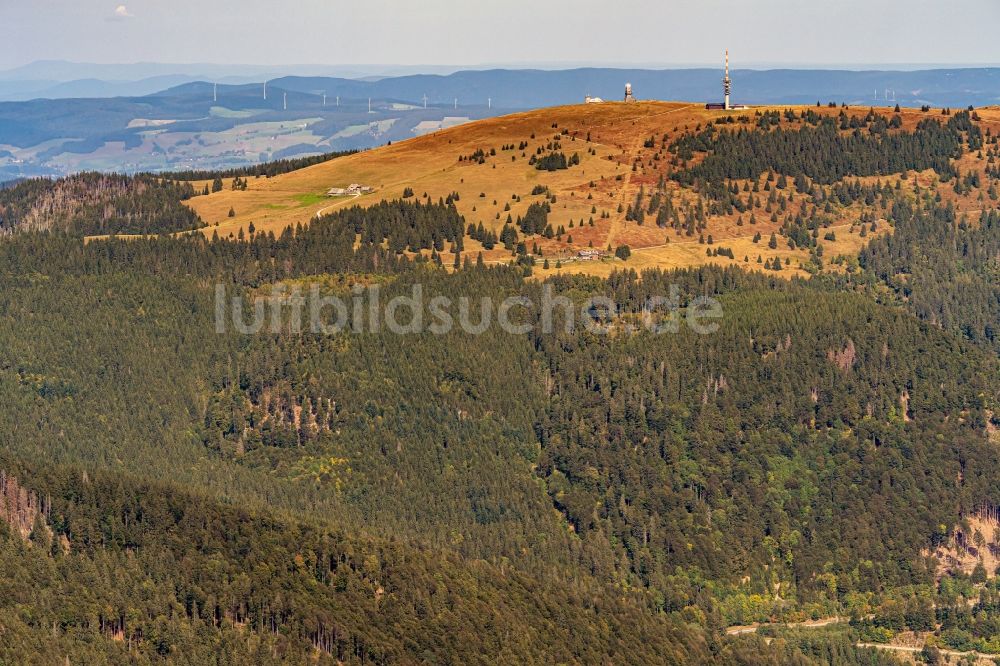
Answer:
xmin=327 ymin=183 xmax=374 ymax=197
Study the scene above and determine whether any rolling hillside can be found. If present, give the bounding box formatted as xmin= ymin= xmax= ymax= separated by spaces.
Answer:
xmin=3 ymin=65 xmax=998 ymax=182
xmin=187 ymin=100 xmax=1000 ymax=277
xmin=1 ymin=91 xmax=999 ymax=663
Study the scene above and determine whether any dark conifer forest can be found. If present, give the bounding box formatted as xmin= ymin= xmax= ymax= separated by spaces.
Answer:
xmin=0 ymin=173 xmax=203 ymax=235
xmin=164 ymin=149 xmax=358 ymax=181
xmin=671 ymin=112 xmax=971 ymax=187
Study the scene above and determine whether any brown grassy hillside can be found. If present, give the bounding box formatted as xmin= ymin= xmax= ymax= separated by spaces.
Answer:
xmin=185 ymin=102 xmax=1000 ymax=276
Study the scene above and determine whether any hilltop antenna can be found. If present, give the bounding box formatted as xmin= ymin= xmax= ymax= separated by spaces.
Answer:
xmin=422 ymin=94 xmax=428 ymax=109
xmin=723 ymin=49 xmax=732 ymax=110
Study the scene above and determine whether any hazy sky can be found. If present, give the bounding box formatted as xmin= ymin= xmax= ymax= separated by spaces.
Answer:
xmin=2 ymin=0 xmax=999 ymax=70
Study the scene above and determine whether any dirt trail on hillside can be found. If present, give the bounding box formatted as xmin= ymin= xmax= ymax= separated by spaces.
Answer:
xmin=858 ymin=642 xmax=999 ymax=662
xmin=725 ymin=616 xmax=846 ymax=635
xmin=605 ymin=104 xmax=694 ymax=249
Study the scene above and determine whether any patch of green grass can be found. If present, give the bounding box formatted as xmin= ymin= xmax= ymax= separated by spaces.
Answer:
xmin=294 ymin=193 xmax=327 ymax=207
xmin=209 ymin=106 xmax=263 ymax=119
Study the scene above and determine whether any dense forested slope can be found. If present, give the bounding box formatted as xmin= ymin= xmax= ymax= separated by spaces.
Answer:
xmin=0 ymin=222 xmax=716 ymax=664
xmin=859 ymin=198 xmax=1000 ymax=353
xmin=671 ymin=110 xmax=970 ymax=187
xmin=0 ymin=456 xmax=713 ymax=665
xmin=536 ymin=279 xmax=997 ymax=614
xmin=0 ymin=173 xmax=203 ymax=235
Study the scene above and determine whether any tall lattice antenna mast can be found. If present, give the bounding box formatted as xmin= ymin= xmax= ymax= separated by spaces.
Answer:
xmin=723 ymin=50 xmax=732 ymax=110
